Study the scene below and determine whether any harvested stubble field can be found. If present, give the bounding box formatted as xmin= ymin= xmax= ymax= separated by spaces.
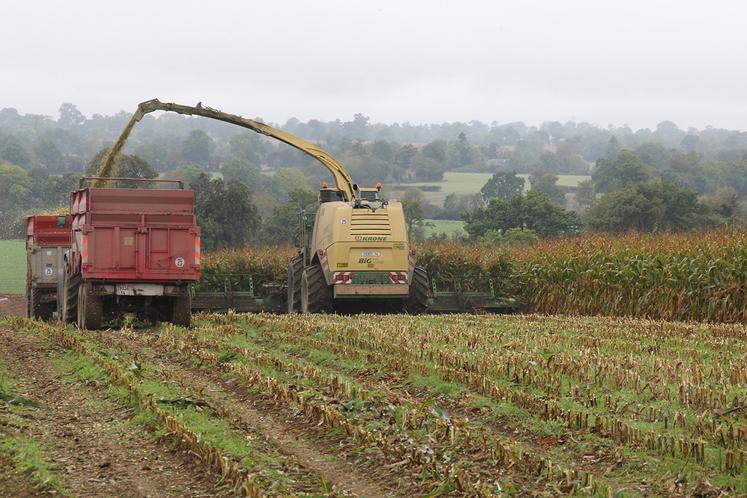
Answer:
xmin=1 ymin=313 xmax=745 ymax=496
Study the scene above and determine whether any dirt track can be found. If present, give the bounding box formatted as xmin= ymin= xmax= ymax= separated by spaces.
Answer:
xmin=0 ymin=294 xmax=25 ymax=317
xmin=0 ymin=325 xmax=229 ymax=497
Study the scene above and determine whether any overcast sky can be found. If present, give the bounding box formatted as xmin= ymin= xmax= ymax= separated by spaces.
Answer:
xmin=1 ymin=0 xmax=746 ymax=130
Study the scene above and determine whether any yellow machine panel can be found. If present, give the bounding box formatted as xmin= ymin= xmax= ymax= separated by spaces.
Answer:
xmin=311 ymin=201 xmax=410 ymax=274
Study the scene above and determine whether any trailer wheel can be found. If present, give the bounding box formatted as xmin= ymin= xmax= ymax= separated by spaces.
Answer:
xmin=62 ymin=274 xmax=81 ymax=325
xmin=404 ymin=266 xmax=430 ymax=314
xmin=301 ymin=263 xmax=332 ymax=314
xmin=287 ymin=254 xmax=303 ymax=313
xmin=171 ymin=293 xmax=192 ymax=327
xmin=26 ymin=286 xmax=32 ymax=318
xmin=31 ymin=288 xmax=54 ymax=321
xmin=77 ymin=283 xmax=102 ymax=330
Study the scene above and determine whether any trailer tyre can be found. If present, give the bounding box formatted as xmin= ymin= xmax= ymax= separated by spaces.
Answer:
xmin=62 ymin=274 xmax=81 ymax=325
xmin=77 ymin=283 xmax=102 ymax=330
xmin=404 ymin=266 xmax=430 ymax=314
xmin=301 ymin=263 xmax=332 ymax=314
xmin=26 ymin=287 xmax=32 ymax=319
xmin=287 ymin=254 xmax=303 ymax=313
xmin=171 ymin=293 xmax=192 ymax=327
xmin=31 ymin=288 xmax=54 ymax=321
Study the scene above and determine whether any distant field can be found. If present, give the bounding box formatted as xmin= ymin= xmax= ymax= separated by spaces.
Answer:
xmin=0 ymin=240 xmax=26 ymax=294
xmin=518 ymin=173 xmax=590 ymax=188
xmin=423 ymin=219 xmax=465 ymax=238
xmin=394 ymin=171 xmax=591 ymax=206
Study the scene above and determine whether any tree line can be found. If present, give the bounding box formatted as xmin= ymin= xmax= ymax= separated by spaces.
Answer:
xmin=2 ymin=103 xmax=747 ymax=246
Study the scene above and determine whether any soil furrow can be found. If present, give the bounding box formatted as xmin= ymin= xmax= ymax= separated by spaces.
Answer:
xmin=0 ymin=325 xmax=229 ymax=498
xmin=90 ymin=328 xmax=402 ymax=498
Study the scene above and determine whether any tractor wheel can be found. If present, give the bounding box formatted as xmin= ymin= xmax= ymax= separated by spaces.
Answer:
xmin=404 ymin=266 xmax=430 ymax=314
xmin=301 ymin=263 xmax=332 ymax=314
xmin=287 ymin=254 xmax=304 ymax=313
xmin=171 ymin=293 xmax=192 ymax=327
xmin=62 ymin=274 xmax=81 ymax=325
xmin=77 ymin=283 xmax=102 ymax=330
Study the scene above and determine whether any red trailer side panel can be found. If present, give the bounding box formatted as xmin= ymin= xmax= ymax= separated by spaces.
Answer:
xmin=26 ymin=215 xmax=72 ymax=248
xmin=69 ymin=188 xmax=200 ymax=283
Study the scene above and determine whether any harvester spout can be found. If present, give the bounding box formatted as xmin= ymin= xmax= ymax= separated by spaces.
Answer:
xmin=94 ymin=99 xmax=357 ymax=202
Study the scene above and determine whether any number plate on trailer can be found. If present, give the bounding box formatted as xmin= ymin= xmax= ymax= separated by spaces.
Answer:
xmin=116 ymin=284 xmax=165 ymax=296
xmin=360 ymin=251 xmax=381 ymax=257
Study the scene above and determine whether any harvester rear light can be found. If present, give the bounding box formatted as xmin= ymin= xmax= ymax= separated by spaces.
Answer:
xmin=332 ymin=271 xmax=354 ymax=284
xmin=388 ymin=272 xmax=408 ymax=284
xmin=194 ymin=236 xmax=201 ymax=267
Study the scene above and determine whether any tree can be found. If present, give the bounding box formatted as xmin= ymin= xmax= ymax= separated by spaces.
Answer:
xmin=592 ymin=151 xmax=652 ymax=193
xmin=222 ymin=158 xmax=264 ymax=187
xmin=442 ymin=193 xmax=483 ymax=220
xmin=575 ymin=179 xmax=596 ymax=209
xmin=0 ymin=163 xmax=31 ymax=212
xmin=164 ymin=164 xmax=204 ymax=187
xmin=259 ymin=189 xmax=317 ymax=244
xmin=371 ymin=140 xmax=395 ymax=163
xmin=605 ymin=136 xmax=620 ymax=159
xmin=271 ymin=168 xmax=312 ymax=199
xmin=343 ymin=113 xmax=369 ymax=139
xmin=680 ymin=134 xmax=700 ymax=152
xmin=402 ymin=188 xmax=427 ymax=241
xmin=394 ymin=144 xmax=418 ymax=170
xmin=585 ymin=182 xmax=716 ymax=232
xmin=453 ymin=132 xmax=475 ymax=167
xmin=29 ymin=170 xmax=78 ymax=210
xmin=0 ymin=135 xmax=31 ymax=168
xmin=481 ymin=171 xmax=525 ymax=201
xmin=702 ymin=187 xmax=739 ymax=221
xmin=134 ymin=142 xmax=169 ymax=171
xmin=463 ymin=191 xmax=579 ymax=239
xmin=86 ymin=148 xmax=157 ymax=187
xmin=58 ymin=103 xmax=86 ymax=128
xmin=342 ymin=154 xmax=391 ymax=185
xmin=422 ymin=139 xmax=448 ymax=163
xmin=192 ymin=174 xmax=260 ymax=249
xmin=411 ymin=156 xmax=445 ymax=182
xmin=506 ymin=140 xmax=542 ymax=172
xmin=34 ymin=140 xmax=64 ymax=169
xmin=229 ymin=132 xmax=266 ymax=165
xmin=530 ymin=173 xmax=565 ymax=205
xmin=182 ymin=129 xmax=215 ymax=166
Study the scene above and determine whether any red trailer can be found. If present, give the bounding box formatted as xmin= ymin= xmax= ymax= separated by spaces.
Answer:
xmin=26 ymin=215 xmax=72 ymax=319
xmin=59 ymin=178 xmax=201 ymax=328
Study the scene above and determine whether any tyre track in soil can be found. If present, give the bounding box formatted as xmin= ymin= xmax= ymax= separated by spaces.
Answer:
xmin=0 ymin=325 xmax=231 ymax=498
xmin=91 ymin=329 xmax=408 ymax=498
xmin=0 ymin=464 xmax=53 ymax=497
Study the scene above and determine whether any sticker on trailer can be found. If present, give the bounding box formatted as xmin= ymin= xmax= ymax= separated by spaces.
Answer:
xmin=44 ymin=267 xmax=54 ymax=276
xmin=340 ymin=218 xmax=348 ymax=225
xmin=174 ymin=257 xmax=185 ymax=268
xmin=116 ymin=284 xmax=165 ymax=296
